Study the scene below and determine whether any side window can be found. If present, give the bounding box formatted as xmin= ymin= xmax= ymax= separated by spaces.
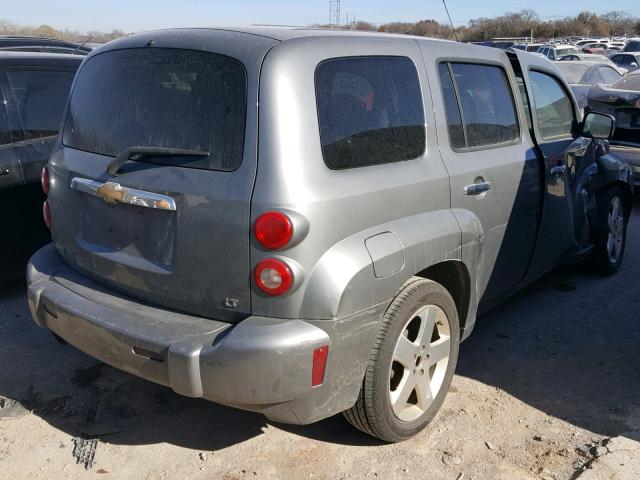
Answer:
xmin=315 ymin=56 xmax=425 ymax=169
xmin=612 ymin=55 xmax=625 ymax=64
xmin=0 ymin=101 xmax=11 ymax=146
xmin=441 ymin=63 xmax=519 ymax=149
xmin=528 ymin=71 xmax=574 ymax=140
xmin=515 ymin=77 xmax=533 ymax=131
xmin=6 ymin=69 xmax=75 ymax=141
xmin=437 ymin=63 xmax=465 ymax=149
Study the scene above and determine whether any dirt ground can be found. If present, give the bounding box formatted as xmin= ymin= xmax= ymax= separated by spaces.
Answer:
xmin=1 ymin=198 xmax=639 ymax=480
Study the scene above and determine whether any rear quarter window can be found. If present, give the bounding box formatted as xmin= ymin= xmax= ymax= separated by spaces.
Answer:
xmin=315 ymin=56 xmax=425 ymax=170
xmin=63 ymin=48 xmax=247 ymax=172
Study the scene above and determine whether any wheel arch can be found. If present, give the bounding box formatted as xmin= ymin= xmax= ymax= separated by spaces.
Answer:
xmin=415 ymin=260 xmax=472 ymax=334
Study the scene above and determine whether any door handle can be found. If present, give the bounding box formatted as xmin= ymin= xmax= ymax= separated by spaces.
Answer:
xmin=550 ymin=165 xmax=567 ymax=176
xmin=0 ymin=168 xmax=10 ymax=176
xmin=463 ymin=181 xmax=493 ymax=196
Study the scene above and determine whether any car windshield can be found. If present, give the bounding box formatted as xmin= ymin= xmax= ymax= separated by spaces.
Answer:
xmin=612 ymin=74 xmax=640 ymax=91
xmin=555 ymin=63 xmax=590 ymax=84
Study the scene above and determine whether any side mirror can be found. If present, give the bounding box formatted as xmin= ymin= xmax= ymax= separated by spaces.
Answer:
xmin=581 ymin=112 xmax=615 ymax=140
xmin=631 ymin=62 xmax=638 ymax=67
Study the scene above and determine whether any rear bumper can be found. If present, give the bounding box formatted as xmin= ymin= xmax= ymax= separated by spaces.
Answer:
xmin=27 ymin=244 xmax=383 ymax=424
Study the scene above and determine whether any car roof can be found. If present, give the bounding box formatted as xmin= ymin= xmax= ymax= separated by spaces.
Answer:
xmin=133 ymin=26 xmax=457 ymax=44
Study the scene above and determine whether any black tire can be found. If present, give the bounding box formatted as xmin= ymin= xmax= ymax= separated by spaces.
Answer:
xmin=343 ymin=277 xmax=460 ymax=443
xmin=589 ymin=186 xmax=629 ymax=275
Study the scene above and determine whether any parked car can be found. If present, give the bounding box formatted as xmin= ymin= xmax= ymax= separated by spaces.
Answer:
xmin=582 ymin=44 xmax=607 ymax=55
xmin=587 ymin=71 xmax=640 ymax=185
xmin=623 ymin=40 xmax=640 ymax=52
xmin=610 ymin=52 xmax=640 ymax=73
xmin=0 ymin=36 xmax=91 ymax=55
xmin=575 ymin=39 xmax=598 ymax=47
xmin=512 ymin=43 xmax=544 ymax=53
xmin=0 ymin=52 xmax=81 ymax=282
xmin=26 ymin=28 xmax=632 ymax=443
xmin=538 ymin=44 xmax=581 ymax=60
xmin=558 ymin=53 xmax=615 ymax=66
xmin=555 ymin=61 xmax=624 ymax=107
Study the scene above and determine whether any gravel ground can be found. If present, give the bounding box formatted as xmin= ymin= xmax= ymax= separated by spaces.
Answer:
xmin=1 ymin=198 xmax=639 ymax=480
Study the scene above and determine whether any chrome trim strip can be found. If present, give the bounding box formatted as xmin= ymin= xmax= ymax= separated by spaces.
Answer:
xmin=70 ymin=177 xmax=177 ymax=211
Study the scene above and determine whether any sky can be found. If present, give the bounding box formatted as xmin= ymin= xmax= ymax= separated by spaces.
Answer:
xmin=3 ymin=0 xmax=640 ymax=32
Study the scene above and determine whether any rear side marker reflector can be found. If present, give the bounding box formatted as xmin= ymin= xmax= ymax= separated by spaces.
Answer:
xmin=41 ymin=165 xmax=50 ymax=194
xmin=132 ymin=346 xmax=164 ymax=362
xmin=43 ymin=200 xmax=51 ymax=228
xmin=312 ymin=345 xmax=329 ymax=387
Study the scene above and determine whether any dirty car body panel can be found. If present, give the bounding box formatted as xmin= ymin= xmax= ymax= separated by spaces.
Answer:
xmin=27 ymin=29 xmax=633 ymax=426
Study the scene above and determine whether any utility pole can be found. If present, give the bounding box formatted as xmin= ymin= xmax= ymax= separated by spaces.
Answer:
xmin=330 ymin=0 xmax=341 ymax=29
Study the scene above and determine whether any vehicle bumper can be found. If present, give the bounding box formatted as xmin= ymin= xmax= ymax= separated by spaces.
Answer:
xmin=610 ymin=144 xmax=640 ymax=186
xmin=27 ymin=244 xmax=384 ymax=424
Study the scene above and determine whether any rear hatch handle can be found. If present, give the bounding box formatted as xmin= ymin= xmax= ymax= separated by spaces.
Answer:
xmin=107 ymin=146 xmax=210 ymax=176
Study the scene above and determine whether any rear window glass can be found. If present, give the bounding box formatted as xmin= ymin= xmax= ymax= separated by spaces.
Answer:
xmin=6 ymin=69 xmax=75 ymax=140
xmin=612 ymin=73 xmax=640 ymax=91
xmin=63 ymin=48 xmax=246 ymax=172
xmin=442 ymin=63 xmax=519 ymax=149
xmin=555 ymin=63 xmax=589 ymax=84
xmin=315 ymin=56 xmax=425 ymax=170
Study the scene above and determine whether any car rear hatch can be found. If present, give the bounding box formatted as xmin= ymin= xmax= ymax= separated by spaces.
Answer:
xmin=47 ymin=31 xmax=277 ymax=322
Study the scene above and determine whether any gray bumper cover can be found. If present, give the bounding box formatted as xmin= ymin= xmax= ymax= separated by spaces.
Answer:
xmin=27 ymin=244 xmax=383 ymax=424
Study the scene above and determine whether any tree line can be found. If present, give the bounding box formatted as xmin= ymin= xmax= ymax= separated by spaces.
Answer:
xmin=1 ymin=9 xmax=638 ymax=45
xmin=320 ymin=10 xmax=640 ymax=41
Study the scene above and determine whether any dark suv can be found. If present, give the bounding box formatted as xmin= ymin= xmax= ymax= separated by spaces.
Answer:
xmin=0 ymin=52 xmax=81 ymax=282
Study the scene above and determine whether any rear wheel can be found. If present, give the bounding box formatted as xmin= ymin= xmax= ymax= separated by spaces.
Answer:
xmin=589 ymin=186 xmax=628 ymax=275
xmin=343 ymin=278 xmax=460 ymax=442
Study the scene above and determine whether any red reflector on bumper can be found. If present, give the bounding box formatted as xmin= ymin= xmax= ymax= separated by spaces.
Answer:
xmin=311 ymin=345 xmax=329 ymax=386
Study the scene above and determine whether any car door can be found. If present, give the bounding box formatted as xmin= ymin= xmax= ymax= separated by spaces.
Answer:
xmin=4 ymin=67 xmax=76 ymax=184
xmin=422 ymin=44 xmax=542 ymax=304
xmin=0 ymin=71 xmax=23 ymax=189
xmin=512 ymin=50 xmax=597 ymax=281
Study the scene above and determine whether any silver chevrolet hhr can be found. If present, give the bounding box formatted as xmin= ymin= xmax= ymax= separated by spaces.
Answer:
xmin=27 ymin=27 xmax=632 ymax=442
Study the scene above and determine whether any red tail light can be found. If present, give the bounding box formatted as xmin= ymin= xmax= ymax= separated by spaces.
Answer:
xmin=255 ymin=211 xmax=293 ymax=250
xmin=254 ymin=258 xmax=292 ymax=296
xmin=312 ymin=345 xmax=329 ymax=386
xmin=43 ymin=200 xmax=51 ymax=228
xmin=41 ymin=165 xmax=50 ymax=194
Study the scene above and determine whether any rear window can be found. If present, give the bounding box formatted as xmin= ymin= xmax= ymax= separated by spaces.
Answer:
xmin=556 ymin=48 xmax=580 ymax=57
xmin=63 ymin=48 xmax=247 ymax=172
xmin=315 ymin=56 xmax=425 ymax=170
xmin=625 ymin=41 xmax=640 ymax=52
xmin=556 ymin=63 xmax=589 ymax=84
xmin=7 ymin=69 xmax=75 ymax=141
xmin=612 ymin=73 xmax=640 ymax=91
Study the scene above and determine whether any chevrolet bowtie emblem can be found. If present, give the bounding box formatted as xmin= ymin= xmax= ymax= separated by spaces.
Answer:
xmin=96 ymin=182 xmax=126 ymax=204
